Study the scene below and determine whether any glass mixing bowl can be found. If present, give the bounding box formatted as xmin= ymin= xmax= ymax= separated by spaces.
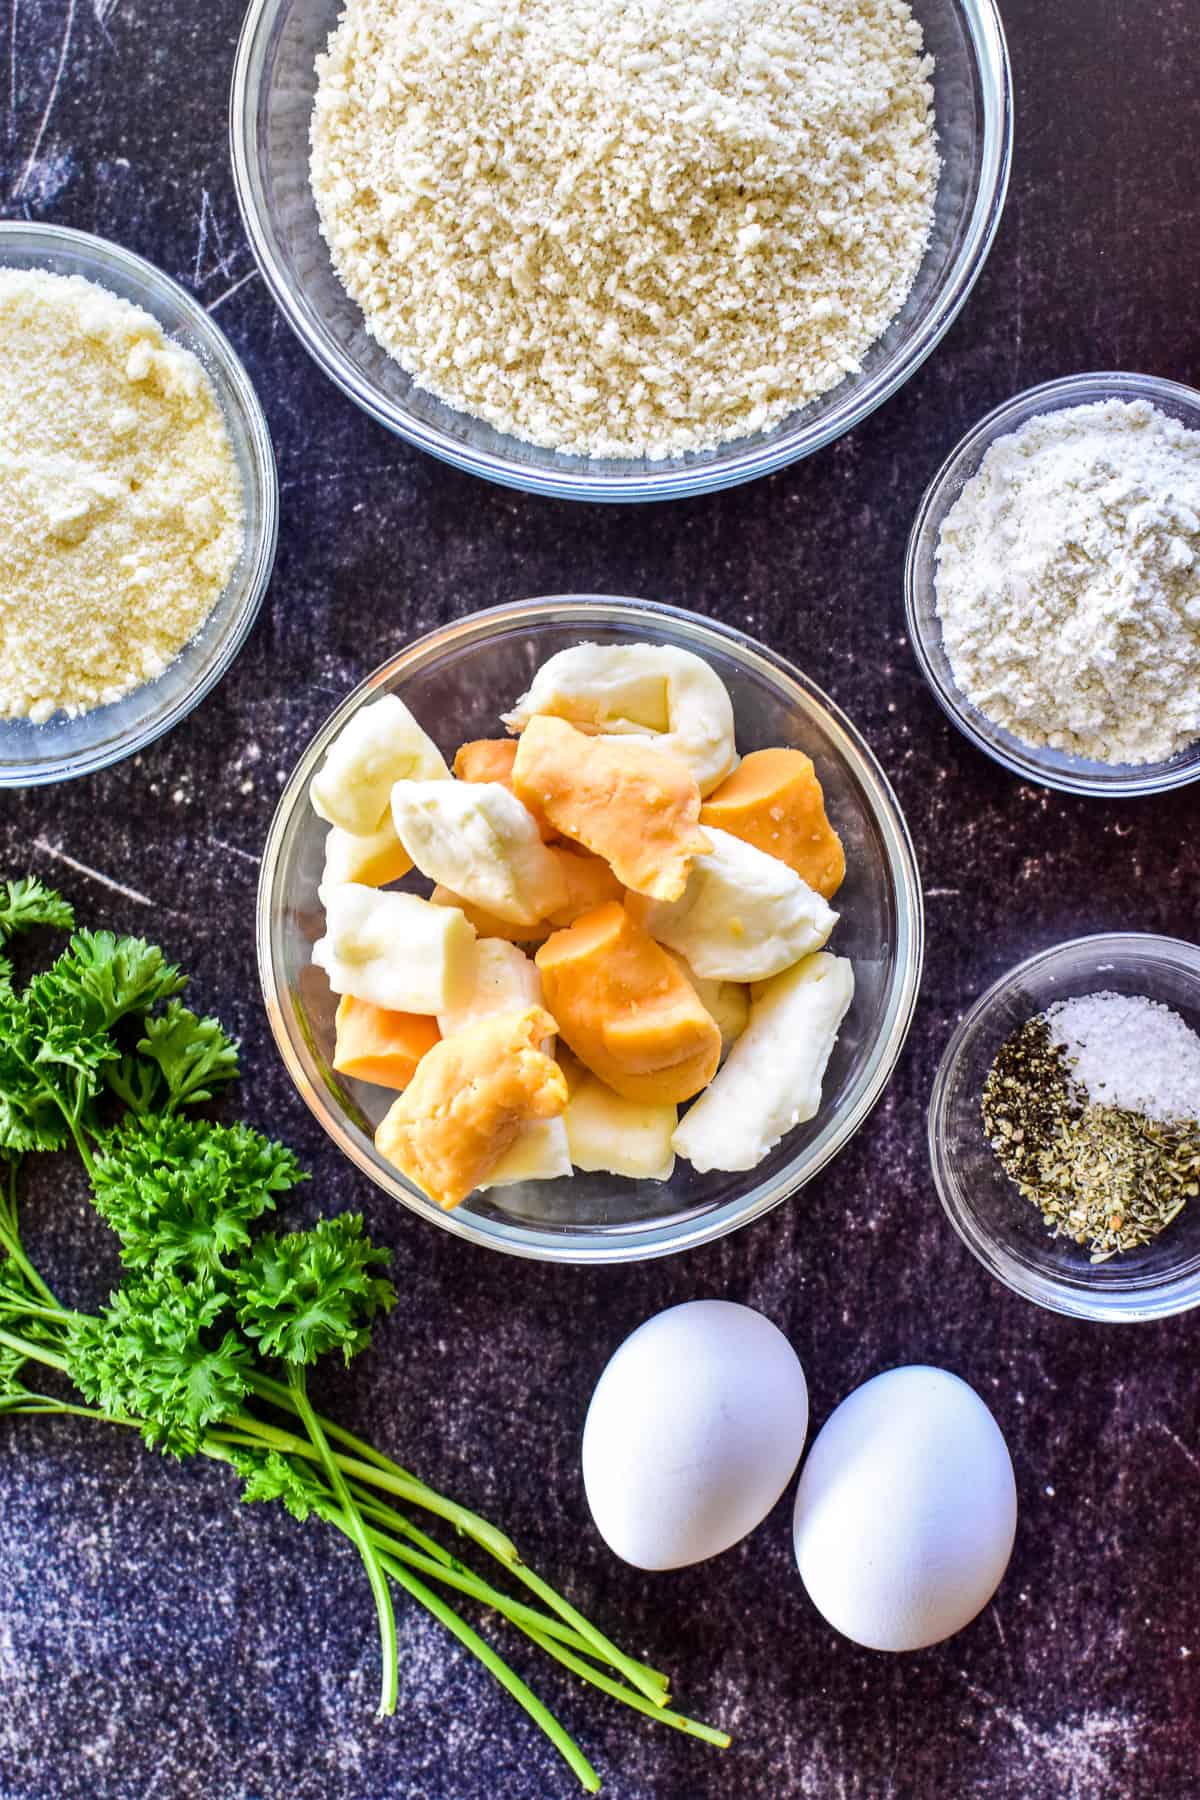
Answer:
xmin=930 ymin=933 xmax=1200 ymax=1322
xmin=905 ymin=371 xmax=1200 ymax=797
xmin=230 ymin=0 xmax=1012 ymax=501
xmin=258 ymin=597 xmax=924 ymax=1262
xmin=0 ymin=223 xmax=278 ymax=787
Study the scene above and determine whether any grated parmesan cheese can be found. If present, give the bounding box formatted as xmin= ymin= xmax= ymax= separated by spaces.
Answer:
xmin=310 ymin=0 xmax=939 ymax=460
xmin=0 ymin=269 xmax=244 ymax=724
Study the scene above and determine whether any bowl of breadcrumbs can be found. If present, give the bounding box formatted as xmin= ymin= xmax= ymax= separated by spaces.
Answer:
xmin=232 ymin=0 xmax=1011 ymax=500
xmin=0 ymin=223 xmax=278 ymax=786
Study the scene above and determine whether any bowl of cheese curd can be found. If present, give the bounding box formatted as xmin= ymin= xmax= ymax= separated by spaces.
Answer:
xmin=258 ymin=597 xmax=924 ymax=1262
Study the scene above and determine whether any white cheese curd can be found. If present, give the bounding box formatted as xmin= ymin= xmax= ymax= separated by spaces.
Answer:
xmin=312 ymin=883 xmax=477 ymax=1015
xmin=437 ymin=939 xmax=544 ymax=1038
xmin=477 ymin=1116 xmax=573 ymax=1189
xmin=391 ymin=779 xmax=568 ymax=927
xmin=503 ymin=643 xmax=737 ymax=795
xmin=310 ymin=695 xmax=450 ymax=836
xmin=673 ymin=951 xmax=853 ymax=1172
xmin=663 ymin=949 xmax=749 ymax=1057
xmin=319 ymin=819 xmax=412 ymax=898
xmin=582 ymin=1301 xmax=809 ymax=1570
xmin=627 ymin=827 xmax=837 ymax=981
xmin=435 ymin=941 xmax=556 ymax=1185
xmin=793 ymin=1366 xmax=1017 ymax=1651
xmin=564 ymin=1075 xmax=676 ymax=1181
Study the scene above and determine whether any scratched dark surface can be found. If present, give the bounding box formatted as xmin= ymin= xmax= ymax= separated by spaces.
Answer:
xmin=2 ymin=1 xmax=1200 ymax=1797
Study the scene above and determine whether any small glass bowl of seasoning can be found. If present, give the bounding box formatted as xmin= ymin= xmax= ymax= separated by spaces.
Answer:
xmin=905 ymin=371 xmax=1200 ymax=799
xmin=929 ymin=933 xmax=1200 ymax=1321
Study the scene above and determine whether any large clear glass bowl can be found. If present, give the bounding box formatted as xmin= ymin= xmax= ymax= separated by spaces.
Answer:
xmin=929 ymin=933 xmax=1200 ymax=1322
xmin=230 ymin=0 xmax=1012 ymax=502
xmin=0 ymin=223 xmax=279 ymax=787
xmin=257 ymin=598 xmax=925 ymax=1262
xmin=905 ymin=371 xmax=1200 ymax=797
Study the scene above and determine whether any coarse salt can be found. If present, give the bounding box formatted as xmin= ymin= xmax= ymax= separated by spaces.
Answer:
xmin=1045 ymin=991 xmax=1200 ymax=1125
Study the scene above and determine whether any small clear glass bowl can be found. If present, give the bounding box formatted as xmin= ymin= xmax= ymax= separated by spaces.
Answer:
xmin=230 ymin=0 xmax=1011 ymax=502
xmin=929 ymin=933 xmax=1200 ymax=1322
xmin=905 ymin=371 xmax=1200 ymax=797
xmin=0 ymin=223 xmax=279 ymax=787
xmin=257 ymin=597 xmax=925 ymax=1263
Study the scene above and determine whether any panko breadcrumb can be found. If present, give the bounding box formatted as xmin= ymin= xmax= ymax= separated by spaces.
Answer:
xmin=310 ymin=0 xmax=939 ymax=461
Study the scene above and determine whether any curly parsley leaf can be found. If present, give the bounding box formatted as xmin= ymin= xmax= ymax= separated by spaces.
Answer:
xmin=0 ymin=999 xmax=75 ymax=1154
xmin=90 ymin=1115 xmax=306 ymax=1284
xmin=105 ymin=1052 xmax=163 ymax=1117
xmin=0 ymin=933 xmax=188 ymax=1144
xmin=66 ymin=1275 xmax=253 ymax=1457
xmin=138 ymin=1001 xmax=240 ymax=1112
xmin=227 ymin=1446 xmax=339 ymax=1524
xmin=0 ymin=1065 xmax=70 ymax=1154
xmin=0 ymin=878 xmax=74 ymax=999
xmin=235 ymin=1215 xmax=396 ymax=1367
xmin=28 ymin=931 xmax=186 ymax=1035
xmin=0 ymin=878 xmax=74 ymax=943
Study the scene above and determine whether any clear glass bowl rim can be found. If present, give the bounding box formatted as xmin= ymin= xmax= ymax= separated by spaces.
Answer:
xmin=928 ymin=930 xmax=1200 ymax=1322
xmin=229 ymin=0 xmax=1013 ymax=502
xmin=904 ymin=369 xmax=1200 ymax=797
xmin=0 ymin=221 xmax=279 ymax=786
xmin=256 ymin=595 xmax=926 ymax=1262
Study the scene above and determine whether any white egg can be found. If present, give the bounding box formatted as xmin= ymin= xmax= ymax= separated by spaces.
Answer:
xmin=793 ymin=1365 xmax=1017 ymax=1651
xmin=582 ymin=1300 xmax=809 ymax=1571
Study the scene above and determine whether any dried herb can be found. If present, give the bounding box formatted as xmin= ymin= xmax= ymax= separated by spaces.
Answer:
xmin=982 ymin=1016 xmax=1200 ymax=1262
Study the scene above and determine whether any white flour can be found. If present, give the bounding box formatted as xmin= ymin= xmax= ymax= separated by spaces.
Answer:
xmin=934 ymin=399 xmax=1200 ymax=766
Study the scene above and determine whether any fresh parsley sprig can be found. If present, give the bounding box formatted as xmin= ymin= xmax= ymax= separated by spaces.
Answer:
xmin=0 ymin=880 xmax=728 ymax=1791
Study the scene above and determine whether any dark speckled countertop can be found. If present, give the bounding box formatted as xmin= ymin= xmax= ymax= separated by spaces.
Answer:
xmin=3 ymin=1 xmax=1200 ymax=1796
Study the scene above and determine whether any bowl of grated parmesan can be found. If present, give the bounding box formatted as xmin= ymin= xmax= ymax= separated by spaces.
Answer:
xmin=0 ymin=223 xmax=278 ymax=786
xmin=231 ymin=0 xmax=1011 ymax=501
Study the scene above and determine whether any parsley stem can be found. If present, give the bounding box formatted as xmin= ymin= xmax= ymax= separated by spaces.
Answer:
xmin=348 ymin=1485 xmax=672 ymax=1695
xmin=0 ymin=1160 xmax=62 ymax=1311
xmin=355 ymin=1512 xmax=605 ymax=1658
xmin=0 ymin=1394 xmax=122 ymax=1423
xmin=248 ymin=1370 xmax=432 ymax=1481
xmin=365 ymin=1543 xmax=602 ymax=1795
xmin=0 ymin=1223 xmax=62 ymax=1312
xmin=284 ymin=1364 xmax=399 ymax=1720
xmin=220 ymin=1413 xmax=519 ymax=1560
xmin=0 ymin=1325 xmax=70 ymax=1373
xmin=240 ymin=1378 xmax=669 ymax=1706
xmin=523 ymin=1625 xmax=731 ymax=1749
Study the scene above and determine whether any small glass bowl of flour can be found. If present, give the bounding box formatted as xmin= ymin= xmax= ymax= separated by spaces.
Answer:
xmin=905 ymin=371 xmax=1200 ymax=796
xmin=0 ymin=224 xmax=278 ymax=787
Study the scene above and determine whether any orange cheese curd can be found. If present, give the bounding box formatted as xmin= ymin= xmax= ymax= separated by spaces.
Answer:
xmin=453 ymin=737 xmax=557 ymax=840
xmin=536 ymin=900 xmax=720 ymax=1105
xmin=700 ymin=747 xmax=845 ymax=898
xmin=512 ymin=715 xmax=708 ymax=902
xmin=374 ymin=1005 xmax=567 ymax=1209
xmin=332 ymin=994 xmax=440 ymax=1091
